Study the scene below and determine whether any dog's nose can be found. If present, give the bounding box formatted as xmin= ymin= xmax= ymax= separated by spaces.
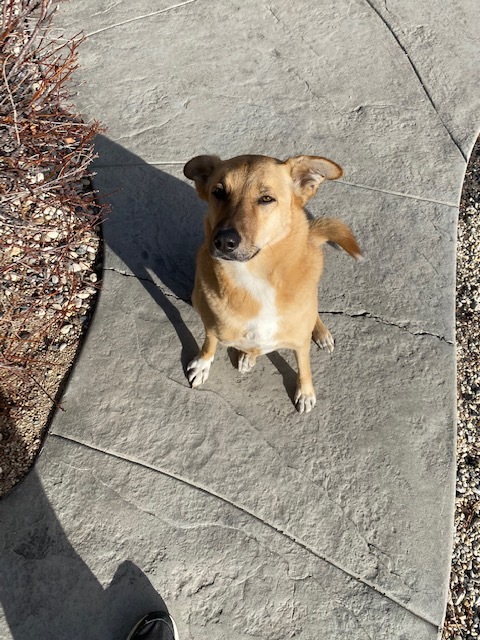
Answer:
xmin=213 ymin=228 xmax=240 ymax=254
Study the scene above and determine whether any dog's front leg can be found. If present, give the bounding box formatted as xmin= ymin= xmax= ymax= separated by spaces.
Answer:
xmin=187 ymin=331 xmax=218 ymax=388
xmin=312 ymin=315 xmax=335 ymax=353
xmin=293 ymin=342 xmax=317 ymax=414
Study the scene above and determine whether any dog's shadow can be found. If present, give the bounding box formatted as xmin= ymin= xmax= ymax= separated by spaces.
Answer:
xmin=95 ymin=135 xmax=297 ymax=394
xmin=266 ymin=352 xmax=298 ymax=403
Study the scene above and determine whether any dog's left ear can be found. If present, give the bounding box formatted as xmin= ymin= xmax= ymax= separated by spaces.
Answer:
xmin=183 ymin=155 xmax=221 ymax=200
xmin=286 ymin=155 xmax=343 ymax=204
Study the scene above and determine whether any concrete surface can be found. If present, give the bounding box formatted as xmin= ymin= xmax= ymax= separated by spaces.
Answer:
xmin=1 ymin=0 xmax=480 ymax=638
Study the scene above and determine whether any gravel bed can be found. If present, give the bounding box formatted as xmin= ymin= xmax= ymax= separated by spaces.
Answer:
xmin=443 ymin=136 xmax=480 ymax=639
xmin=0 ymin=197 xmax=101 ymax=496
xmin=0 ymin=0 xmax=103 ymax=497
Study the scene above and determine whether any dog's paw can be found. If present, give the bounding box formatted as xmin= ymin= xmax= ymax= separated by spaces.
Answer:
xmin=187 ymin=356 xmax=213 ymax=388
xmin=312 ymin=326 xmax=335 ymax=353
xmin=238 ymin=351 xmax=257 ymax=374
xmin=294 ymin=388 xmax=317 ymax=414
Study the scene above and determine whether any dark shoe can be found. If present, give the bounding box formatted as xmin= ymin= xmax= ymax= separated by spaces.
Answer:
xmin=126 ymin=611 xmax=179 ymax=640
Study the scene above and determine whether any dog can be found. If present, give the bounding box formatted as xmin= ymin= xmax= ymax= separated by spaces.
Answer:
xmin=183 ymin=154 xmax=361 ymax=413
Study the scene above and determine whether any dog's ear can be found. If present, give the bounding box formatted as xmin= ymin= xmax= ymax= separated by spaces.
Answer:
xmin=286 ymin=155 xmax=343 ymax=204
xmin=183 ymin=155 xmax=222 ymax=200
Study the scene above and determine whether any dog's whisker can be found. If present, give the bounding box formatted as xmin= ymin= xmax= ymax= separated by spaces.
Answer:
xmin=265 ymin=242 xmax=274 ymax=256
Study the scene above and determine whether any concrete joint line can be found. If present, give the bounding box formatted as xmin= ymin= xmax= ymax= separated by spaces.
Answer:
xmin=94 ymin=162 xmax=187 ymax=168
xmin=93 ymin=163 xmax=458 ymax=208
xmin=362 ymin=0 xmax=466 ymax=163
xmin=48 ymin=432 xmax=440 ymax=632
xmin=85 ymin=0 xmax=196 ymax=38
xmin=320 ymin=309 xmax=454 ymax=344
xmin=336 ymin=180 xmax=458 ymax=208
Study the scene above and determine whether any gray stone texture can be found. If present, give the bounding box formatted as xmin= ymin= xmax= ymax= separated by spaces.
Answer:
xmin=1 ymin=0 xmax=480 ymax=638
xmin=0 ymin=437 xmax=438 ymax=640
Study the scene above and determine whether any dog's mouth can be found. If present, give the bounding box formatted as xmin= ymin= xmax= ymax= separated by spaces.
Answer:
xmin=210 ymin=245 xmax=260 ymax=262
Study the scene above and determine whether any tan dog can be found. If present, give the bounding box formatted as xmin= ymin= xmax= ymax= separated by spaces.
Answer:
xmin=183 ymin=154 xmax=361 ymax=413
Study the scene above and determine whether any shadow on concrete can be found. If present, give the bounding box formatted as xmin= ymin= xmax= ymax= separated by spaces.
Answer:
xmin=93 ymin=135 xmax=204 ymax=371
xmin=0 ymin=468 xmax=170 ymax=640
xmin=266 ymin=352 xmax=298 ymax=403
xmin=94 ymin=134 xmax=203 ymax=302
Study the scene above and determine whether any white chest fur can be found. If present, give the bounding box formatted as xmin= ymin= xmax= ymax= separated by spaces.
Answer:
xmin=226 ymin=262 xmax=279 ymax=353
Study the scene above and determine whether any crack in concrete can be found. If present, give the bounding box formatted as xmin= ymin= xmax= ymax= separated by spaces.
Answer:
xmin=416 ymin=248 xmax=441 ymax=278
xmin=362 ymin=0 xmax=466 ymax=163
xmin=107 ymin=265 xmax=453 ymax=344
xmin=336 ymin=603 xmax=374 ymax=640
xmin=266 ymin=6 xmax=329 ymax=76
xmin=319 ymin=309 xmax=454 ymax=344
xmin=191 ymin=385 xmax=379 ymax=541
xmin=115 ymin=115 xmax=180 ymax=142
xmin=90 ymin=0 xmax=122 ymax=18
xmin=367 ymin=541 xmax=414 ymax=594
xmin=85 ymin=464 xmax=294 ymax=576
xmin=174 ymin=381 xmax=339 ymax=500
xmin=168 ymin=376 xmax=408 ymax=571
xmin=106 ymin=267 xmax=453 ymax=344
xmin=104 ymin=266 xmax=188 ymax=303
xmin=323 ymin=478 xmax=415 ymax=595
xmin=382 ymin=0 xmax=393 ymax=16
xmin=324 ymin=479 xmax=400 ymax=583
xmin=86 ymin=0 xmax=197 ymax=37
xmin=175 ymin=379 xmax=383 ymax=557
xmin=91 ymin=471 xmax=161 ymax=521
xmin=279 ymin=62 xmax=339 ymax=114
xmin=266 ymin=5 xmax=337 ymax=94
xmin=191 ymin=575 xmax=217 ymax=595
xmin=49 ymin=432 xmax=440 ymax=631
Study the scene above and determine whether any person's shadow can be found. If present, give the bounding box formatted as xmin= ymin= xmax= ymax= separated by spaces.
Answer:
xmin=93 ymin=135 xmax=297 ymax=390
xmin=0 ymin=411 xmax=171 ymax=640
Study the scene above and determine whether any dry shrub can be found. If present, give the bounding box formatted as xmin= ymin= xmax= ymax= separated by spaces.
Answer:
xmin=0 ymin=0 xmax=107 ymax=492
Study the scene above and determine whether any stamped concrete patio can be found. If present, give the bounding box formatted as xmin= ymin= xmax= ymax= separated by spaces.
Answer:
xmin=1 ymin=1 xmax=479 ymax=638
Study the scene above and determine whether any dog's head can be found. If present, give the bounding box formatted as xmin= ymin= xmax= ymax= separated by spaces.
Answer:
xmin=183 ymin=154 xmax=342 ymax=262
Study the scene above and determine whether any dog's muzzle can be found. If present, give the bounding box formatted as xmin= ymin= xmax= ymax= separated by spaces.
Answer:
xmin=210 ymin=228 xmax=260 ymax=261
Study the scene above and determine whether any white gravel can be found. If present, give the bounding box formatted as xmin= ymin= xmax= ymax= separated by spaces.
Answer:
xmin=443 ymin=137 xmax=480 ymax=639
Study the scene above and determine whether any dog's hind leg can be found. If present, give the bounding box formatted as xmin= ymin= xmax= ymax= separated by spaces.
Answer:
xmin=187 ymin=331 xmax=218 ymax=388
xmin=293 ymin=341 xmax=317 ymax=414
xmin=312 ymin=315 xmax=335 ymax=353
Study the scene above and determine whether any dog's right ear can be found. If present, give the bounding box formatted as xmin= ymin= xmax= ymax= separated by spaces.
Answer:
xmin=286 ymin=155 xmax=343 ymax=205
xmin=183 ymin=155 xmax=222 ymax=200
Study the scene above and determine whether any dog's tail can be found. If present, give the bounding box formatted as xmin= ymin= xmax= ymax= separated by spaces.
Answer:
xmin=309 ymin=217 xmax=362 ymax=260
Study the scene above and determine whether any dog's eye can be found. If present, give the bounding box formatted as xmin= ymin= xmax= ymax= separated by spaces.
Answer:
xmin=212 ymin=185 xmax=227 ymax=200
xmin=258 ymin=195 xmax=275 ymax=204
